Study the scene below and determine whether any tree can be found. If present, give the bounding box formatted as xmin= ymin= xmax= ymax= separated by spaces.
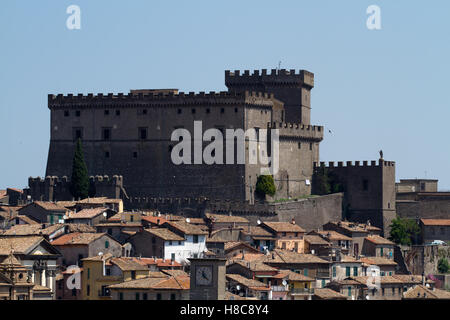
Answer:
xmin=388 ymin=218 xmax=420 ymax=245
xmin=70 ymin=138 xmax=90 ymax=200
xmin=255 ymin=175 xmax=276 ymax=198
xmin=438 ymin=258 xmax=450 ymax=274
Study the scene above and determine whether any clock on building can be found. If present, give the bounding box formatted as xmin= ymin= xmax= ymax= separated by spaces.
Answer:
xmin=195 ymin=266 xmax=213 ymax=286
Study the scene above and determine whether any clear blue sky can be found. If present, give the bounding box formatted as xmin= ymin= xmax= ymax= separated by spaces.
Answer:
xmin=1 ymin=0 xmax=449 ymax=190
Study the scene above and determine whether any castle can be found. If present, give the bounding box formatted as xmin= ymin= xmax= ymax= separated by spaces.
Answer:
xmin=29 ymin=68 xmax=396 ymax=235
xmin=44 ymin=69 xmax=322 ymax=202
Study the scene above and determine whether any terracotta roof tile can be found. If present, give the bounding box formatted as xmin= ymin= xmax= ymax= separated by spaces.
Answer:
xmin=226 ymin=274 xmax=270 ymax=291
xmin=0 ymin=235 xmax=46 ymax=255
xmin=68 ymin=207 xmax=108 ymax=219
xmin=31 ymin=201 xmax=68 ymax=212
xmin=420 ymin=219 xmax=450 ymax=226
xmin=314 ymin=288 xmax=348 ymax=299
xmin=359 ymin=257 xmax=397 ymax=266
xmin=164 ymin=221 xmax=208 ymax=235
xmin=205 ymin=213 xmax=249 ymax=223
xmin=262 ymin=222 xmax=305 ymax=233
xmin=145 ymin=228 xmax=185 ymax=241
xmin=304 ymin=235 xmax=331 ymax=246
xmin=365 ymin=235 xmax=395 ymax=245
xmin=51 ymin=232 xmax=106 ymax=245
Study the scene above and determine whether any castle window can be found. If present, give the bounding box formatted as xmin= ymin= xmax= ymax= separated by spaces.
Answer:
xmin=104 ymin=110 xmax=109 ymax=115
xmin=221 ymin=108 xmax=225 ymax=114
xmin=133 ymin=152 xmax=138 ymax=158
xmin=192 ymin=108 xmax=196 ymax=114
xmin=206 ymin=108 xmax=210 ymax=114
xmin=234 ymin=108 xmax=238 ymax=113
xmin=102 ymin=128 xmax=111 ymax=141
xmin=105 ymin=151 xmax=110 ymax=158
xmin=178 ymin=108 xmax=182 ymax=114
xmin=115 ymin=110 xmax=120 ymax=116
xmin=363 ymin=179 xmax=369 ymax=191
xmin=298 ymin=142 xmax=301 ymax=149
xmin=73 ymin=127 xmax=83 ymax=141
xmin=309 ymin=143 xmax=313 ymax=150
xmin=76 ymin=110 xmax=81 ymax=117
xmin=143 ymin=109 xmax=148 ymax=115
xmin=64 ymin=110 xmax=69 ymax=117
xmin=139 ymin=127 xmax=148 ymax=140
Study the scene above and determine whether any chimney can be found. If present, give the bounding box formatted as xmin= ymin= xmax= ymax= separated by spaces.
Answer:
xmin=291 ymin=218 xmax=296 ymax=225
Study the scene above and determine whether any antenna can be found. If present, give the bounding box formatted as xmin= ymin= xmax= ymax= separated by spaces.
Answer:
xmin=277 ymin=61 xmax=281 ymax=71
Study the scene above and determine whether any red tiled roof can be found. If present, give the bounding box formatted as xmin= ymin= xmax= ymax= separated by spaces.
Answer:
xmin=51 ymin=232 xmax=106 ymax=246
xmin=420 ymin=219 xmax=450 ymax=226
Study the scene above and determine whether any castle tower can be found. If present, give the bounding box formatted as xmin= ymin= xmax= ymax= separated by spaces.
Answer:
xmin=225 ymin=69 xmax=314 ymax=124
xmin=313 ymin=159 xmax=396 ymax=237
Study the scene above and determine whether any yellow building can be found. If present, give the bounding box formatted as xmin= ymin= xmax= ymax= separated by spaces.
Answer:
xmin=81 ymin=254 xmax=150 ymax=300
xmin=261 ymin=221 xmax=306 ymax=253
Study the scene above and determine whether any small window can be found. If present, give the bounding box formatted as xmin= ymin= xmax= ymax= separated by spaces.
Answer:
xmin=346 ymin=267 xmax=350 ymax=277
xmin=143 ymin=293 xmax=148 ymax=300
xmin=135 ymin=292 xmax=140 ymax=300
xmin=309 ymin=143 xmax=313 ymax=150
xmin=347 ymin=287 xmax=352 ymax=297
xmin=168 ymin=241 xmax=172 ymax=245
xmin=192 ymin=108 xmax=196 ymax=114
xmin=105 ymin=240 xmax=110 ymax=249
xmin=87 ymin=285 xmax=90 ymax=296
xmin=332 ymin=266 xmax=336 ymax=277
xmin=73 ymin=128 xmax=83 ymax=141
xmin=64 ymin=110 xmax=69 ymax=117
xmin=363 ymin=179 xmax=369 ymax=191
xmin=353 ymin=267 xmax=358 ymax=276
xmin=102 ymin=128 xmax=111 ymax=141
xmin=234 ymin=108 xmax=238 ymax=113
xmin=156 ymin=293 xmax=162 ymax=300
xmin=119 ymin=292 xmax=123 ymax=300
xmin=143 ymin=109 xmax=148 ymax=115
xmin=115 ymin=110 xmax=120 ymax=116
xmin=131 ymin=271 xmax=136 ymax=280
xmin=133 ymin=152 xmax=138 ymax=158
xmin=178 ymin=241 xmax=182 ymax=245
xmin=177 ymin=108 xmax=182 ymax=114
xmin=220 ymin=108 xmax=225 ymax=114
xmin=193 ymin=235 xmax=199 ymax=243
xmin=298 ymin=142 xmax=301 ymax=149
xmin=303 ymin=268 xmax=308 ymax=276
xmin=106 ymin=268 xmax=111 ymax=276
xmin=170 ymin=293 xmax=176 ymax=300
xmin=105 ymin=151 xmax=110 ymax=158
xmin=206 ymin=108 xmax=210 ymax=114
xmin=104 ymin=110 xmax=109 ymax=115
xmin=139 ymin=127 xmax=148 ymax=140
xmin=382 ymin=288 xmax=385 ymax=296
xmin=76 ymin=110 xmax=81 ymax=117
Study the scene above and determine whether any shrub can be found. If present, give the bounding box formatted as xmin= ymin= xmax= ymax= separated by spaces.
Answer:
xmin=255 ymin=175 xmax=276 ymax=198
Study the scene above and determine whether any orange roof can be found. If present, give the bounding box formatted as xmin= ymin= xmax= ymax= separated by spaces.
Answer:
xmin=68 ymin=207 xmax=108 ymax=219
xmin=51 ymin=232 xmax=106 ymax=245
xmin=30 ymin=201 xmax=68 ymax=212
xmin=420 ymin=219 xmax=450 ymax=226
xmin=262 ymin=221 xmax=305 ymax=233
xmin=131 ymin=257 xmax=182 ymax=268
xmin=141 ymin=216 xmax=169 ymax=225
xmin=365 ymin=235 xmax=395 ymax=245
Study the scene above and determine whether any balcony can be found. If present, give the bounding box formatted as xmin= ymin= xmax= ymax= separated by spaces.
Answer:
xmin=290 ymin=288 xmax=315 ymax=295
xmin=271 ymin=285 xmax=289 ymax=292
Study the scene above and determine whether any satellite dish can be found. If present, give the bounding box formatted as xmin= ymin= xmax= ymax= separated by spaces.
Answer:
xmin=257 ymin=220 xmax=261 ymax=225
xmin=98 ymin=252 xmax=103 ymax=256
xmin=282 ymin=280 xmax=287 ymax=286
xmin=366 ymin=295 xmax=370 ymax=300
xmin=236 ymin=285 xmax=241 ymax=291
xmin=186 ymin=218 xmax=191 ymax=223
xmin=103 ymin=212 xmax=107 ymax=217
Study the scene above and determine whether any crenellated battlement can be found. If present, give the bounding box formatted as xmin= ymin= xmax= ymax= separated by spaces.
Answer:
xmin=48 ymin=90 xmax=278 ymax=109
xmin=267 ymin=122 xmax=324 ymax=141
xmin=313 ymin=159 xmax=396 ymax=169
xmin=225 ymin=69 xmax=314 ymax=88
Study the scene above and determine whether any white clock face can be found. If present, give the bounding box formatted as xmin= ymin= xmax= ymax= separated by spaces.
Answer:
xmin=196 ymin=266 xmax=213 ymax=286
